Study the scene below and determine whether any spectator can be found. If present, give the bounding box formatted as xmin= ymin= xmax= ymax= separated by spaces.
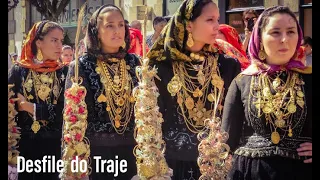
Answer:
xmin=302 ymin=36 xmax=312 ymax=66
xmin=146 ymin=16 xmax=167 ymax=48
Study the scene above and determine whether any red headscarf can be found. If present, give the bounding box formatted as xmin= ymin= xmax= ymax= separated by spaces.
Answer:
xmin=218 ymin=24 xmax=250 ymax=69
xmin=18 ymin=21 xmax=63 ymax=72
xmin=128 ymin=27 xmax=149 ymax=57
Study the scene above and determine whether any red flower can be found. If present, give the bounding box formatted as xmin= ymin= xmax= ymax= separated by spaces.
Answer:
xmin=12 ymin=127 xmax=17 ymax=133
xmin=9 ymin=99 xmax=14 ymax=104
xmin=77 ymin=90 xmax=84 ymax=97
xmin=78 ymin=106 xmax=85 ymax=114
xmin=64 ymin=135 xmax=71 ymax=143
xmin=70 ymin=115 xmax=77 ymax=123
xmin=65 ymin=106 xmax=72 ymax=115
xmin=75 ymin=133 xmax=82 ymax=141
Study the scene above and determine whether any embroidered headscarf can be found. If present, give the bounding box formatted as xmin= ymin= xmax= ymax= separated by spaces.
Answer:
xmin=18 ymin=21 xmax=64 ymax=72
xmin=85 ymin=4 xmax=131 ymax=61
xmin=242 ymin=6 xmax=312 ymax=75
xmin=147 ymin=0 xmax=248 ymax=64
xmin=218 ymin=24 xmax=250 ymax=69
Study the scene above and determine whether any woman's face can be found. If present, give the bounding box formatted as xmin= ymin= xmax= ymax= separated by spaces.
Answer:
xmin=98 ymin=10 xmax=125 ymax=53
xmin=36 ymin=28 xmax=64 ymax=60
xmin=216 ymin=30 xmax=227 ymax=41
xmin=61 ymin=48 xmax=73 ymax=63
xmin=187 ymin=3 xmax=220 ymax=45
xmin=261 ymin=13 xmax=299 ymax=65
xmin=154 ymin=21 xmax=167 ymax=34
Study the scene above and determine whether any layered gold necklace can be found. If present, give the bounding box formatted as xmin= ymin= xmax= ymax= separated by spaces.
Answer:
xmin=167 ymin=53 xmax=224 ymax=133
xmin=22 ymin=70 xmax=61 ymax=133
xmin=249 ymin=71 xmax=305 ymax=144
xmin=95 ymin=58 xmax=135 ymax=134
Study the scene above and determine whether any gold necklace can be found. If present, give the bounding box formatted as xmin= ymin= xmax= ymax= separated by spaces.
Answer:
xmin=167 ymin=54 xmax=224 ymax=133
xmin=22 ymin=70 xmax=61 ymax=133
xmin=249 ymin=71 xmax=305 ymax=144
xmin=95 ymin=58 xmax=135 ymax=134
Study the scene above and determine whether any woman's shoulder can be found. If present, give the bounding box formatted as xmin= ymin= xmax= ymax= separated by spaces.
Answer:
xmin=126 ymin=53 xmax=141 ymax=66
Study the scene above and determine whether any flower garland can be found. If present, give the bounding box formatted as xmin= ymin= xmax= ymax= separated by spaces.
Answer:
xmin=8 ymin=84 xmax=21 ymax=180
xmin=8 ymin=84 xmax=21 ymax=165
xmin=8 ymin=85 xmax=21 ymax=180
xmin=59 ymin=80 xmax=91 ymax=179
xmin=197 ymin=118 xmax=232 ymax=180
xmin=132 ymin=59 xmax=173 ymax=180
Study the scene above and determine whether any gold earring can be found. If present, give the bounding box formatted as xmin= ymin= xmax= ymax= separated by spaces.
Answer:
xmin=122 ymin=42 xmax=126 ymax=49
xmin=187 ymin=32 xmax=194 ymax=48
xmin=258 ymin=42 xmax=266 ymax=60
xmin=36 ymin=49 xmax=43 ymax=61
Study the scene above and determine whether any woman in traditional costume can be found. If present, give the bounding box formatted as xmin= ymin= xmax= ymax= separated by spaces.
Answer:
xmin=222 ymin=6 xmax=312 ymax=179
xmin=147 ymin=0 xmax=244 ymax=179
xmin=65 ymin=5 xmax=140 ymax=179
xmin=8 ymin=20 xmax=67 ymax=180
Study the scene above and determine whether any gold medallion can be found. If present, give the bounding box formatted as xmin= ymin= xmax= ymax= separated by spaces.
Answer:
xmin=297 ymin=90 xmax=304 ymax=98
xmin=207 ymin=93 xmax=215 ymax=102
xmin=296 ymin=99 xmax=305 ymax=108
xmin=97 ymin=94 xmax=107 ymax=103
xmin=275 ymin=119 xmax=285 ymax=128
xmin=117 ymin=97 xmax=125 ymax=106
xmin=95 ymin=67 xmax=102 ymax=74
xmin=129 ymin=96 xmax=136 ymax=103
xmin=38 ymin=85 xmax=51 ymax=101
xmin=262 ymin=105 xmax=272 ymax=114
xmin=185 ymin=97 xmax=195 ymax=110
xmin=31 ymin=120 xmax=40 ymax=133
xmin=272 ymin=77 xmax=281 ymax=89
xmin=263 ymin=87 xmax=271 ymax=97
xmin=114 ymin=75 xmax=120 ymax=84
xmin=288 ymin=128 xmax=293 ymax=137
xmin=116 ymin=108 xmax=122 ymax=114
xmin=167 ymin=75 xmax=182 ymax=96
xmin=271 ymin=131 xmax=280 ymax=144
xmin=287 ymin=103 xmax=297 ymax=113
xmin=115 ymin=120 xmax=121 ymax=128
xmin=27 ymin=94 xmax=34 ymax=100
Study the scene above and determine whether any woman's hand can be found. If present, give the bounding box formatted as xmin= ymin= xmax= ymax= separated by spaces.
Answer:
xmin=17 ymin=93 xmax=34 ymax=115
xmin=297 ymin=142 xmax=312 ymax=163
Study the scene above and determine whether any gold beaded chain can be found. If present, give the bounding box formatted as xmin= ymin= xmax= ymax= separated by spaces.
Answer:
xmin=248 ymin=71 xmax=306 ymax=144
xmin=95 ymin=58 xmax=135 ymax=134
xmin=167 ymin=53 xmax=225 ymax=133
xmin=21 ymin=70 xmax=62 ymax=133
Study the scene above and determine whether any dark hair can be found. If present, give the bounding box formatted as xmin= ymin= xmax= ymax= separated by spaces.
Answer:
xmin=242 ymin=9 xmax=259 ymax=20
xmin=152 ymin=16 xmax=167 ymax=29
xmin=258 ymin=6 xmax=299 ymax=33
xmin=303 ymin=36 xmax=312 ymax=47
xmin=95 ymin=5 xmax=124 ymax=29
xmin=85 ymin=4 xmax=130 ymax=55
xmin=163 ymin=15 xmax=172 ymax=22
xmin=190 ymin=0 xmax=215 ymax=21
xmin=124 ymin=19 xmax=129 ymax=25
xmin=31 ymin=21 xmax=64 ymax=56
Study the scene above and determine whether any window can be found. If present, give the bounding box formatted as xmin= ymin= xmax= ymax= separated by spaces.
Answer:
xmin=228 ymin=0 xmax=263 ymax=10
xmin=300 ymin=0 xmax=312 ymax=37
xmin=304 ymin=0 xmax=312 ymax=4
xmin=303 ymin=8 xmax=312 ymax=37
